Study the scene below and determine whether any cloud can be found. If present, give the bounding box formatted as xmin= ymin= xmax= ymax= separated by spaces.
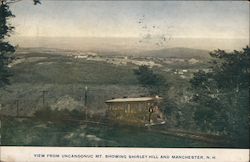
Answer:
xmin=10 ymin=1 xmax=249 ymax=39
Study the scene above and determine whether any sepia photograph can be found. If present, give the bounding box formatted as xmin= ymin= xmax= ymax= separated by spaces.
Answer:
xmin=0 ymin=0 xmax=249 ymax=161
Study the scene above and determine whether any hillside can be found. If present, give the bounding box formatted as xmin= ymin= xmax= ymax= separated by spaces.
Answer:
xmin=0 ymin=52 xmax=146 ymax=116
xmin=141 ymin=47 xmax=210 ymax=59
xmin=0 ymin=48 xmax=208 ymax=116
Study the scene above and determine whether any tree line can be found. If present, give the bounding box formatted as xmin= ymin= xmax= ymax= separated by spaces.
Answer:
xmin=134 ymin=47 xmax=249 ymax=147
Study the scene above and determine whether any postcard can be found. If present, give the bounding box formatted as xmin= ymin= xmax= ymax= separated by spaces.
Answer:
xmin=0 ymin=0 xmax=249 ymax=162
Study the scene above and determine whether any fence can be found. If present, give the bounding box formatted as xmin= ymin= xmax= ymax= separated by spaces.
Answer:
xmin=0 ymin=85 xmax=146 ymax=117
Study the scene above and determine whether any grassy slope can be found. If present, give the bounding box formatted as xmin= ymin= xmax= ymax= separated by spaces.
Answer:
xmin=12 ymin=53 xmax=137 ymax=85
xmin=0 ymin=52 xmax=146 ymax=115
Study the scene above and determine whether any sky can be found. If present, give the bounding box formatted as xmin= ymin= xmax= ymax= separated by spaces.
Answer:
xmin=7 ymin=0 xmax=249 ymax=51
xmin=10 ymin=0 xmax=249 ymax=39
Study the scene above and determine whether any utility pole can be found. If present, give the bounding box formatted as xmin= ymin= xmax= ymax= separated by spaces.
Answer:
xmin=84 ymin=86 xmax=88 ymax=107
xmin=41 ymin=90 xmax=48 ymax=107
xmin=84 ymin=86 xmax=88 ymax=121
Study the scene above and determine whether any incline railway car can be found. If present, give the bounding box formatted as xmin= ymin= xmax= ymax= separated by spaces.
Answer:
xmin=105 ymin=96 xmax=166 ymax=126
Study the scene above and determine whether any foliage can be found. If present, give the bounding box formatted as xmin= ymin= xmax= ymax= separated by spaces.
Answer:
xmin=190 ymin=46 xmax=250 ymax=147
xmin=0 ymin=1 xmax=15 ymax=87
xmin=134 ymin=65 xmax=167 ymax=95
xmin=0 ymin=0 xmax=40 ymax=87
xmin=33 ymin=106 xmax=83 ymax=126
xmin=2 ymin=117 xmax=221 ymax=147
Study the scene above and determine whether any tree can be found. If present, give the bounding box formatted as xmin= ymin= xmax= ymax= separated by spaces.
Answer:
xmin=190 ymin=46 xmax=250 ymax=147
xmin=134 ymin=65 xmax=167 ymax=95
xmin=0 ymin=0 xmax=40 ymax=87
xmin=0 ymin=0 xmax=15 ymax=87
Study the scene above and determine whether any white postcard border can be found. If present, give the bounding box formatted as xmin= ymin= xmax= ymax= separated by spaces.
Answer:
xmin=0 ymin=147 xmax=249 ymax=162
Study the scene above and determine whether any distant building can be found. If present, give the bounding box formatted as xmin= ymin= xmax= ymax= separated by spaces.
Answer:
xmin=74 ymin=55 xmax=87 ymax=59
xmin=105 ymin=96 xmax=165 ymax=126
xmin=188 ymin=58 xmax=199 ymax=64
